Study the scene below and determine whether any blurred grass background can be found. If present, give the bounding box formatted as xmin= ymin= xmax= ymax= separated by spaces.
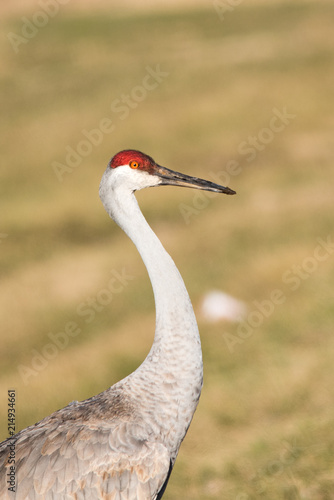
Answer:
xmin=1 ymin=0 xmax=334 ymax=498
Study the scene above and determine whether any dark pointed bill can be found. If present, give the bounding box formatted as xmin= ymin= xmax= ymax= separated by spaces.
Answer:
xmin=155 ymin=165 xmax=236 ymax=195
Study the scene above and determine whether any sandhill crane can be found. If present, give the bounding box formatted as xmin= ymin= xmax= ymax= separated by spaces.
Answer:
xmin=0 ymin=150 xmax=235 ymax=499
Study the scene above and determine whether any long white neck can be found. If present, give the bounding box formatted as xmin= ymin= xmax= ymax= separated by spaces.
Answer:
xmin=110 ymin=186 xmax=199 ymax=343
xmin=100 ymin=179 xmax=203 ymax=456
xmin=102 ymin=180 xmax=202 ymax=368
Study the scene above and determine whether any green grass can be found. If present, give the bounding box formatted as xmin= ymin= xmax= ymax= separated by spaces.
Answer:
xmin=1 ymin=1 xmax=334 ymax=498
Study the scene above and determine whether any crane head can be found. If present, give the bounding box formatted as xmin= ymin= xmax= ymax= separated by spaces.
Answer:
xmin=104 ymin=149 xmax=236 ymax=195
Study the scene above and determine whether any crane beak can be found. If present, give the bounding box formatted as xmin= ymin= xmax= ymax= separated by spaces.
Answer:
xmin=154 ymin=165 xmax=236 ymax=195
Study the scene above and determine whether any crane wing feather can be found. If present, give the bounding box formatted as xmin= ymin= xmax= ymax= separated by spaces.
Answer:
xmin=0 ymin=393 xmax=171 ymax=500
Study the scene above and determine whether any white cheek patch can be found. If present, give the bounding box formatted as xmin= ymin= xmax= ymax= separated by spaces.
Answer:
xmin=112 ymin=165 xmax=160 ymax=190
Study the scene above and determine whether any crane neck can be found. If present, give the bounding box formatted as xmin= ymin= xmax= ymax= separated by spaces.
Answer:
xmin=100 ymin=176 xmax=203 ymax=458
xmin=108 ymin=188 xmax=198 ymax=337
xmin=101 ymin=183 xmax=203 ymax=454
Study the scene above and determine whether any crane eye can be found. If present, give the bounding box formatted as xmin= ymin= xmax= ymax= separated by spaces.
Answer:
xmin=129 ymin=161 xmax=139 ymax=169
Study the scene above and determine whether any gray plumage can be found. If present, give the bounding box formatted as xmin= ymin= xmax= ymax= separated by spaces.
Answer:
xmin=0 ymin=150 xmax=235 ymax=499
xmin=0 ymin=386 xmax=174 ymax=499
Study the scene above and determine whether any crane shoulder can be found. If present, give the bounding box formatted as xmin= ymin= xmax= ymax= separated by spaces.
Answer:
xmin=0 ymin=386 xmax=171 ymax=499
